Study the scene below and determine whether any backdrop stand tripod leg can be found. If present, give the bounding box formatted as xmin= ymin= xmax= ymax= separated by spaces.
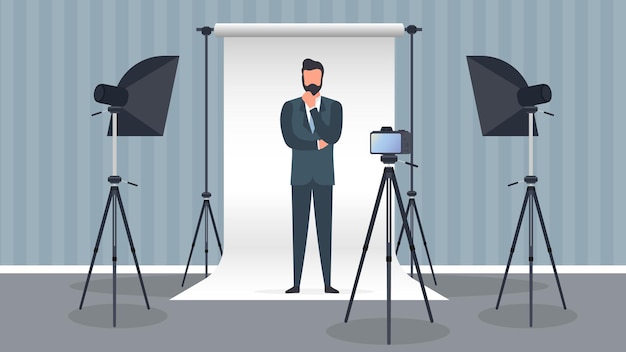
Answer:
xmin=391 ymin=175 xmax=433 ymax=323
xmin=345 ymin=155 xmax=433 ymax=345
xmin=395 ymin=194 xmax=437 ymax=285
xmin=182 ymin=193 xmax=223 ymax=286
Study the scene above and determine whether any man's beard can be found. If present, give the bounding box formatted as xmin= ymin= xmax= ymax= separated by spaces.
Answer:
xmin=302 ymin=77 xmax=322 ymax=95
xmin=303 ymin=84 xmax=322 ymax=95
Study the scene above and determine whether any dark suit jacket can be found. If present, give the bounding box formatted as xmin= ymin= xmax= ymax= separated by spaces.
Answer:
xmin=280 ymin=96 xmax=343 ymax=186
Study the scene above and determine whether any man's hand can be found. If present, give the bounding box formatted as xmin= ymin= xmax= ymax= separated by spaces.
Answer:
xmin=302 ymin=91 xmax=320 ymax=109
xmin=318 ymin=139 xmax=329 ymax=150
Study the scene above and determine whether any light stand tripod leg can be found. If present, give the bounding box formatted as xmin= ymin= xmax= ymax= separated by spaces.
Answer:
xmin=391 ymin=173 xmax=433 ymax=322
xmin=182 ymin=203 xmax=206 ymax=286
xmin=345 ymin=172 xmax=387 ymax=323
xmin=529 ymin=189 xmax=534 ymax=328
xmin=204 ymin=203 xmax=209 ymax=277
xmin=496 ymin=189 xmax=530 ymax=309
xmin=80 ymin=190 xmax=113 ymax=309
xmin=116 ymin=190 xmax=150 ymax=310
xmin=113 ymin=189 xmax=118 ymax=327
xmin=532 ymin=191 xmax=567 ymax=309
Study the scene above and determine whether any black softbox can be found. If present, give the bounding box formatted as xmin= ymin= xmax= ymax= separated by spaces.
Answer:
xmin=467 ymin=56 xmax=551 ymax=137
xmin=94 ymin=56 xmax=179 ymax=136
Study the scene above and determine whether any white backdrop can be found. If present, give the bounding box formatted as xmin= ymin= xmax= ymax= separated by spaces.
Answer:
xmin=173 ymin=24 xmax=445 ymax=301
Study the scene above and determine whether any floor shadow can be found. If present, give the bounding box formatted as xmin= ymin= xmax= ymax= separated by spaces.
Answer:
xmin=68 ymin=304 xmax=167 ymax=328
xmin=327 ymin=318 xmax=449 ymax=345
xmin=479 ymin=304 xmax=576 ymax=328
xmin=70 ymin=274 xmax=206 ymax=298
xmin=415 ymin=274 xmax=548 ymax=298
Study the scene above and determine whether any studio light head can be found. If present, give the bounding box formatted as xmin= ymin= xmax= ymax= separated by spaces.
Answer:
xmin=93 ymin=56 xmax=179 ymax=136
xmin=370 ymin=127 xmax=412 ymax=155
xmin=467 ymin=56 xmax=552 ymax=136
xmin=517 ymin=84 xmax=551 ymax=107
xmin=94 ymin=84 xmax=128 ymax=107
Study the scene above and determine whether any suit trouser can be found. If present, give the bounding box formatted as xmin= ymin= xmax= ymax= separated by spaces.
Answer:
xmin=291 ymin=181 xmax=332 ymax=287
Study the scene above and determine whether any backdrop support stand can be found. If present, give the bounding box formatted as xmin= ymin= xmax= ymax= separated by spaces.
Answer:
xmin=183 ymin=26 xmax=224 ymax=286
xmin=394 ymin=25 xmax=436 ymax=284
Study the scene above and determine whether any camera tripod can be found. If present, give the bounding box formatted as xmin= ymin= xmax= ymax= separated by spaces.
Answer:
xmin=495 ymin=109 xmax=566 ymax=327
xmin=79 ymin=108 xmax=150 ymax=327
xmin=345 ymin=154 xmax=433 ymax=345
xmin=182 ymin=26 xmax=223 ymax=286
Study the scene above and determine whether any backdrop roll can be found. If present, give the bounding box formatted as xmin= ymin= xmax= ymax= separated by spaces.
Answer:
xmin=174 ymin=23 xmax=445 ymax=301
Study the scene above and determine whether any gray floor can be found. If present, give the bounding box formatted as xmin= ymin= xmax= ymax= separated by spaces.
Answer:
xmin=1 ymin=272 xmax=623 ymax=351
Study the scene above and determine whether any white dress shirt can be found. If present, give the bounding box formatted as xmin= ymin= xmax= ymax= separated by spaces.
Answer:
xmin=305 ymin=96 xmax=322 ymax=149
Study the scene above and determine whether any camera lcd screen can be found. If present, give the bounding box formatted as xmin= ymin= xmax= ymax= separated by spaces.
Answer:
xmin=370 ymin=133 xmax=401 ymax=154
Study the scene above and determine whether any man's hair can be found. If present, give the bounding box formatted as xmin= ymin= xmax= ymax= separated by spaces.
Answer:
xmin=302 ymin=58 xmax=324 ymax=76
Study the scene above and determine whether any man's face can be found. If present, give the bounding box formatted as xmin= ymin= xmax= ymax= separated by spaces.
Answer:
xmin=302 ymin=69 xmax=323 ymax=95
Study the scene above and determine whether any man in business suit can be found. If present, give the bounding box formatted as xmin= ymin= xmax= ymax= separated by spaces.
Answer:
xmin=280 ymin=58 xmax=342 ymax=294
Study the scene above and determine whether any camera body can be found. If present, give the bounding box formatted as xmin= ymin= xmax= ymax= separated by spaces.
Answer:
xmin=370 ymin=127 xmax=412 ymax=155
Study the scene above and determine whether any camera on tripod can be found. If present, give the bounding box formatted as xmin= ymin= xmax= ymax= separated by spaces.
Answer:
xmin=370 ymin=127 xmax=412 ymax=155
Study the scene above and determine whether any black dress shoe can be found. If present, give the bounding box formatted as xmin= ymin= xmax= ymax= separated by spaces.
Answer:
xmin=286 ymin=286 xmax=300 ymax=293
xmin=325 ymin=286 xmax=339 ymax=294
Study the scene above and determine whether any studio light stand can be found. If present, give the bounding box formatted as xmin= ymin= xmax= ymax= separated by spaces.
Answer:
xmin=495 ymin=107 xmax=566 ymax=327
xmin=182 ymin=26 xmax=224 ymax=286
xmin=82 ymin=55 xmax=178 ymax=327
xmin=394 ymin=25 xmax=436 ymax=284
xmin=467 ymin=55 xmax=567 ymax=328
xmin=80 ymin=107 xmax=150 ymax=328
xmin=344 ymin=154 xmax=433 ymax=345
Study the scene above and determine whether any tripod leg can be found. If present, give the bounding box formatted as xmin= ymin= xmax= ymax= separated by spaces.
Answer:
xmin=345 ymin=171 xmax=386 ymax=323
xmin=204 ymin=203 xmax=209 ymax=278
xmin=391 ymin=173 xmax=433 ymax=322
xmin=183 ymin=202 xmax=206 ymax=286
xmin=412 ymin=201 xmax=437 ymax=285
xmin=386 ymin=180 xmax=392 ymax=345
xmin=207 ymin=199 xmax=223 ymax=255
xmin=496 ymin=189 xmax=530 ymax=309
xmin=533 ymin=191 xmax=567 ymax=309
xmin=116 ymin=191 xmax=150 ymax=310
xmin=395 ymin=202 xmax=415 ymax=277
xmin=394 ymin=206 xmax=406 ymax=256
xmin=409 ymin=201 xmax=414 ymax=278
xmin=80 ymin=189 xmax=113 ymax=309
xmin=112 ymin=192 xmax=118 ymax=327
xmin=529 ymin=190 xmax=534 ymax=328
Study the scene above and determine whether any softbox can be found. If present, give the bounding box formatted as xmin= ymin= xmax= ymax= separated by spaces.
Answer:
xmin=95 ymin=56 xmax=179 ymax=136
xmin=467 ymin=56 xmax=549 ymax=137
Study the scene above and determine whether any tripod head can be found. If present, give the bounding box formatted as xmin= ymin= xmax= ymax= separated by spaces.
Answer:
xmin=380 ymin=154 xmax=398 ymax=164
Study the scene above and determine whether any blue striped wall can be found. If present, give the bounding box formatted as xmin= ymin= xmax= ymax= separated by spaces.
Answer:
xmin=0 ymin=0 xmax=623 ymax=265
